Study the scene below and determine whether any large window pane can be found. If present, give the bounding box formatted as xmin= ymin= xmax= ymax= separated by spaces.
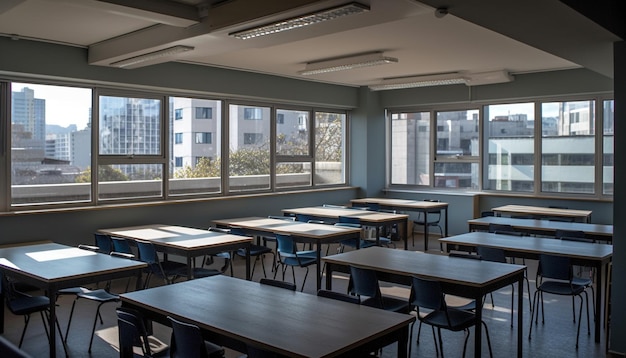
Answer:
xmin=390 ymin=112 xmax=430 ymax=185
xmin=541 ymin=101 xmax=595 ymax=194
xmin=315 ymin=111 xmax=346 ymax=185
xmin=603 ymin=100 xmax=614 ymax=195
xmin=276 ymin=109 xmax=309 ymax=156
xmin=228 ymin=104 xmax=270 ymax=192
xmin=98 ymin=164 xmax=163 ymax=200
xmin=11 ymin=83 xmax=92 ymax=205
xmin=434 ymin=163 xmax=478 ymax=189
xmin=436 ymin=109 xmax=479 ymax=157
xmin=99 ymin=96 xmax=161 ymax=155
xmin=169 ymin=97 xmax=222 ymax=196
xmin=276 ymin=162 xmax=312 ymax=188
xmin=484 ymin=103 xmax=535 ymax=192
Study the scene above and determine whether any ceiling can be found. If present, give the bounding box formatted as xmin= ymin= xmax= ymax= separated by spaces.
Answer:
xmin=0 ymin=0 xmax=620 ymax=88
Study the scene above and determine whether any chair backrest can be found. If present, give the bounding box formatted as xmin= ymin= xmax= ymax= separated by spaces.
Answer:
xmin=168 ymin=316 xmax=209 ymax=358
xmin=260 ymin=278 xmax=296 ymax=291
xmin=275 ymin=233 xmax=296 ymax=255
xmin=338 ymin=216 xmax=361 ymax=225
xmin=488 ymin=223 xmax=516 ymax=234
xmin=410 ymin=276 xmax=446 ymax=311
xmin=481 ymin=211 xmax=495 ymax=217
xmin=116 ymin=307 xmax=153 ymax=358
xmin=94 ymin=233 xmax=112 ymax=254
xmin=268 ymin=215 xmax=295 ymax=221
xmin=317 ymin=289 xmax=360 ymax=305
xmin=111 ymin=237 xmax=133 ymax=254
xmin=555 ymin=229 xmax=592 ymax=242
xmin=229 ymin=227 xmax=246 ymax=236
xmin=136 ymin=240 xmax=160 ymax=265
xmin=334 ymin=222 xmax=361 ymax=229
xmin=538 ymin=254 xmax=573 ymax=282
xmin=348 ymin=266 xmax=382 ymax=307
xmin=295 ymin=213 xmax=313 ymax=222
xmin=476 ymin=246 xmax=507 ymax=263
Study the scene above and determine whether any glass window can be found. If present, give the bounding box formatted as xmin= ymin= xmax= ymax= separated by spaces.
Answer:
xmin=314 ymin=111 xmax=346 ymax=185
xmin=175 ymin=157 xmax=183 ymax=167
xmin=541 ymin=100 xmax=595 ymax=194
xmin=390 ymin=111 xmax=430 ymax=185
xmin=484 ymin=103 xmax=535 ymax=192
xmin=229 ymin=104 xmax=270 ymax=192
xmin=195 ymin=107 xmax=212 ymax=119
xmin=169 ymin=97 xmax=222 ymax=196
xmin=97 ymin=164 xmax=163 ymax=200
xmin=174 ymin=108 xmax=183 ymax=120
xmin=603 ymin=99 xmax=614 ymax=195
xmin=276 ymin=162 xmax=312 ymax=188
xmin=195 ymin=132 xmax=211 ymax=144
xmin=11 ymin=83 xmax=92 ymax=206
xmin=434 ymin=109 xmax=479 ymax=189
xmin=276 ymin=109 xmax=309 ymax=156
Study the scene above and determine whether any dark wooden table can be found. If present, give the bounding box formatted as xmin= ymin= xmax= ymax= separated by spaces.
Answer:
xmin=121 ymin=275 xmax=415 ymax=357
xmin=351 ymin=198 xmax=449 ymax=251
xmin=98 ymin=224 xmax=252 ymax=280
xmin=0 ymin=242 xmax=146 ymax=358
xmin=468 ymin=216 xmax=612 ymax=242
xmin=212 ymin=217 xmax=361 ymax=291
xmin=491 ymin=204 xmax=592 ymax=223
xmin=323 ymin=246 xmax=525 ymax=358
xmin=440 ymin=231 xmax=613 ymax=343
xmin=282 ymin=206 xmax=410 ymax=249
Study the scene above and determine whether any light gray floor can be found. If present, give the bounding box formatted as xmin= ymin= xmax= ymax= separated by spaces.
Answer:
xmin=2 ymin=233 xmax=608 ymax=357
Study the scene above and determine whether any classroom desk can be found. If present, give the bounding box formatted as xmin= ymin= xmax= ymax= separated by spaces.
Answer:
xmin=351 ymin=198 xmax=449 ymax=252
xmin=282 ymin=206 xmax=410 ymax=249
xmin=211 ymin=216 xmax=362 ymax=291
xmin=439 ymin=231 xmax=613 ymax=343
xmin=121 ymin=275 xmax=415 ymax=357
xmin=468 ymin=216 xmax=613 ymax=242
xmin=323 ymin=246 xmax=525 ymax=358
xmin=491 ymin=204 xmax=592 ymax=223
xmin=0 ymin=242 xmax=146 ymax=358
xmin=98 ymin=224 xmax=252 ymax=280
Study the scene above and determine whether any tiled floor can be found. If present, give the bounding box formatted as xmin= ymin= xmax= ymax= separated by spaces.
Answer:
xmin=1 ymin=234 xmax=609 ymax=357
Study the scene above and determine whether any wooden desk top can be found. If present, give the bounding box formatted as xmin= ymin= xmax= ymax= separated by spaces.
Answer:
xmin=351 ymin=198 xmax=448 ymax=210
xmin=282 ymin=206 xmax=408 ymax=223
xmin=121 ymin=275 xmax=414 ymax=357
xmin=468 ymin=216 xmax=613 ymax=238
xmin=491 ymin=205 xmax=592 ymax=219
xmin=440 ymin=232 xmax=613 ymax=262
xmin=323 ymin=246 xmax=524 ymax=288
xmin=98 ymin=224 xmax=252 ymax=250
xmin=212 ymin=217 xmax=361 ymax=239
xmin=0 ymin=242 xmax=146 ymax=283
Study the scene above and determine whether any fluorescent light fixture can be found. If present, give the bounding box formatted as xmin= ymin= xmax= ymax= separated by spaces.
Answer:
xmin=369 ymin=73 xmax=467 ymax=91
xmin=369 ymin=70 xmax=514 ymax=90
xmin=110 ymin=45 xmax=194 ymax=69
xmin=299 ymin=52 xmax=398 ymax=75
xmin=229 ymin=2 xmax=369 ymax=40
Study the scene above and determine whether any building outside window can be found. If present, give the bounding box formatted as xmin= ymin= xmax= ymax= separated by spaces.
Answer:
xmin=195 ymin=132 xmax=211 ymax=144
xmin=195 ymin=107 xmax=212 ymax=119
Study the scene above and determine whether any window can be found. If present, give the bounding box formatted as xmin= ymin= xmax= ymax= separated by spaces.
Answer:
xmin=174 ymin=108 xmax=183 ymax=120
xmin=195 ymin=107 xmax=212 ymax=119
xmin=603 ymin=100 xmax=614 ymax=195
xmin=229 ymin=104 xmax=270 ymax=192
xmin=541 ymin=100 xmax=595 ymax=194
xmin=484 ymin=103 xmax=535 ymax=192
xmin=195 ymin=132 xmax=211 ymax=144
xmin=434 ymin=109 xmax=479 ymax=189
xmin=175 ymin=157 xmax=183 ymax=167
xmin=315 ymin=111 xmax=346 ymax=186
xmin=276 ymin=109 xmax=309 ymax=156
xmin=10 ymin=82 xmax=92 ymax=206
xmin=169 ymin=97 xmax=222 ymax=196
xmin=98 ymin=94 xmax=163 ymax=201
xmin=390 ymin=112 xmax=430 ymax=186
xmin=244 ymin=107 xmax=262 ymax=120
xmin=277 ymin=113 xmax=284 ymax=124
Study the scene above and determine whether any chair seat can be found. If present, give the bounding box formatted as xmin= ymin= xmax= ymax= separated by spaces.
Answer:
xmin=77 ymin=288 xmax=119 ymax=302
xmin=8 ymin=295 xmax=50 ymax=315
xmin=340 ymin=239 xmax=377 ymax=249
xmin=281 ymin=256 xmax=317 ymax=267
xmin=538 ymin=281 xmax=585 ymax=296
xmin=362 ymin=295 xmax=410 ymax=314
xmin=422 ymin=308 xmax=477 ymax=331
xmin=572 ymin=277 xmax=592 ymax=287
xmin=185 ymin=267 xmax=223 ymax=278
xmin=237 ymin=245 xmax=272 ymax=257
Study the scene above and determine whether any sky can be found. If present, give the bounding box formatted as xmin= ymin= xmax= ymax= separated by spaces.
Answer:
xmin=13 ymin=82 xmax=92 ymax=130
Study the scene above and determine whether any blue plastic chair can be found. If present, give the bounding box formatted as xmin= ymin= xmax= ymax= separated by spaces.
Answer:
xmin=348 ymin=266 xmax=409 ymax=313
xmin=273 ymin=233 xmax=317 ymax=291
xmin=168 ymin=316 xmax=224 ymax=358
